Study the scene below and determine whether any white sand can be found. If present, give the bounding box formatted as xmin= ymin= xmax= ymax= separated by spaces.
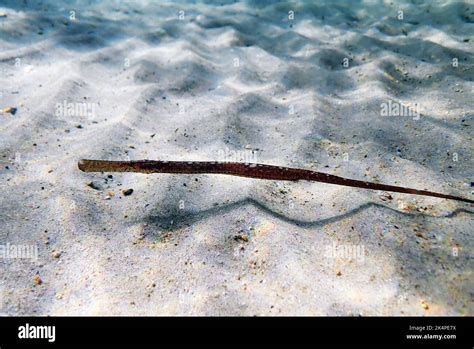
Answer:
xmin=0 ymin=0 xmax=473 ymax=315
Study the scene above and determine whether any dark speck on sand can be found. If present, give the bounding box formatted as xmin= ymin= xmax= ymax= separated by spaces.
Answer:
xmin=122 ymin=188 xmax=134 ymax=196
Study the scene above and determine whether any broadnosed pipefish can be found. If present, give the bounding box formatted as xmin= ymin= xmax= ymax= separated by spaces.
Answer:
xmin=78 ymin=159 xmax=474 ymax=204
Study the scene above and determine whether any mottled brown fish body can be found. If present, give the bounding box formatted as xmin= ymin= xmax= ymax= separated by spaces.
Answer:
xmin=78 ymin=159 xmax=474 ymax=204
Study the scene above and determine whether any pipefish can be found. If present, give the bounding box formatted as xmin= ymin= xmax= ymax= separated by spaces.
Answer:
xmin=78 ymin=159 xmax=473 ymax=204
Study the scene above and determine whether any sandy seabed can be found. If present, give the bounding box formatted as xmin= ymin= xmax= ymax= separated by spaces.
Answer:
xmin=0 ymin=0 xmax=473 ymax=315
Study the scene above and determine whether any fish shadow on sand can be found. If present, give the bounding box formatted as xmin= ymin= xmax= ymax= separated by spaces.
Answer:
xmin=137 ymin=197 xmax=473 ymax=314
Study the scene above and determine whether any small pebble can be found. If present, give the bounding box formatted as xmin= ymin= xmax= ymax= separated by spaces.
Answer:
xmin=234 ymin=234 xmax=249 ymax=242
xmin=34 ymin=275 xmax=42 ymax=285
xmin=87 ymin=181 xmax=101 ymax=190
xmin=122 ymin=188 xmax=134 ymax=196
xmin=2 ymin=107 xmax=17 ymax=115
xmin=380 ymin=192 xmax=393 ymax=201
